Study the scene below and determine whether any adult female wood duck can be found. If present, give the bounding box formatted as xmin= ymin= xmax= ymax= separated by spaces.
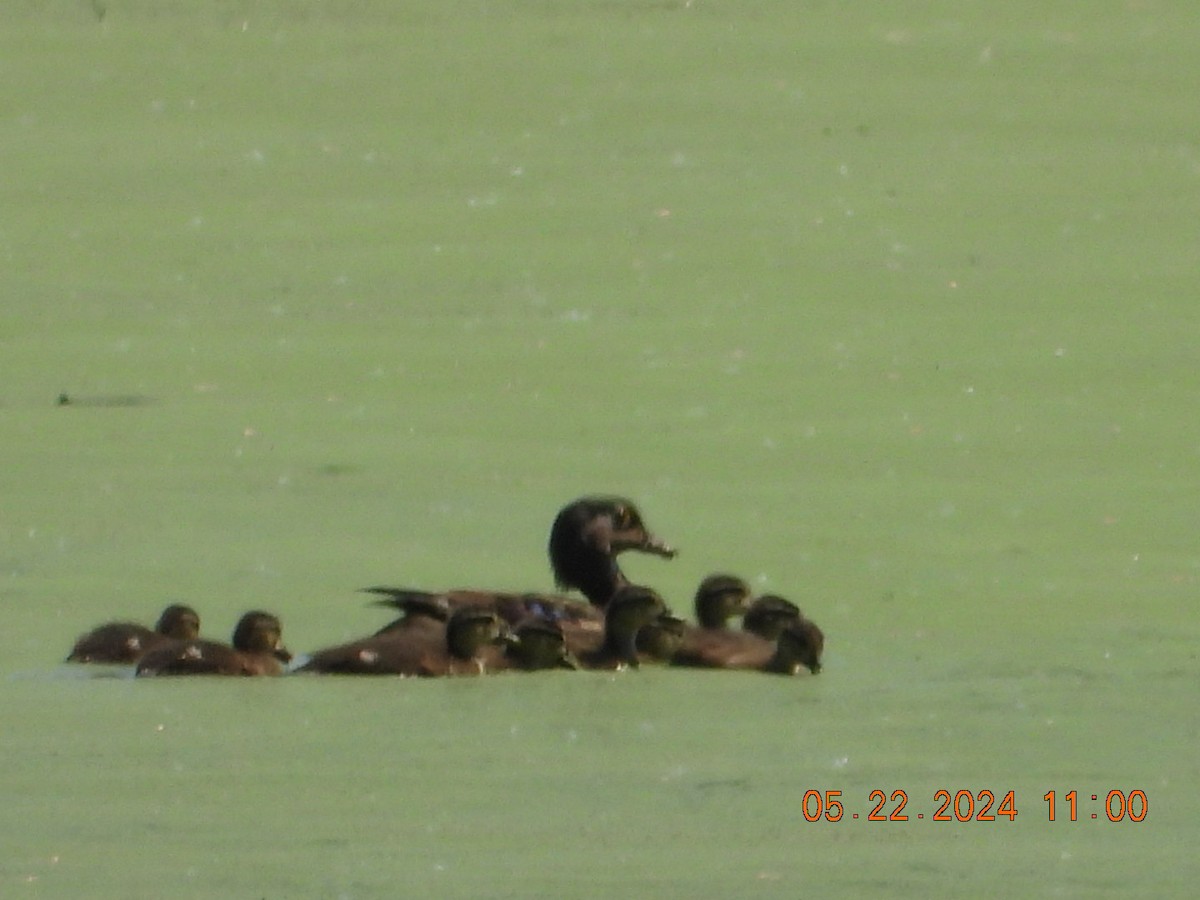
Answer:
xmin=135 ymin=611 xmax=292 ymax=677
xmin=66 ymin=604 xmax=201 ymax=664
xmin=361 ymin=495 xmax=677 ymax=633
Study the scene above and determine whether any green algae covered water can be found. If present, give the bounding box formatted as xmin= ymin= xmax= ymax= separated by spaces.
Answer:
xmin=2 ymin=2 xmax=1197 ymax=896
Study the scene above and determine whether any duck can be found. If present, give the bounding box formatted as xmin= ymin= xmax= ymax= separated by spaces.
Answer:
xmin=692 ymin=573 xmax=754 ymax=628
xmin=634 ymin=612 xmax=688 ymax=664
xmin=360 ymin=495 xmax=677 ymax=636
xmin=135 ymin=611 xmax=292 ymax=677
xmin=576 ymin=585 xmax=671 ymax=671
xmin=295 ymin=606 xmax=509 ymax=677
xmin=548 ymin=496 xmax=677 ymax=607
xmin=742 ymin=594 xmax=803 ymax=640
xmin=66 ymin=603 xmax=201 ymax=664
xmin=479 ymin=618 xmax=580 ymax=673
xmin=670 ymin=615 xmax=824 ymax=675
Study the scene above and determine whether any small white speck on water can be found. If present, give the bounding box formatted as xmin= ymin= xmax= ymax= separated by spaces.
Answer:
xmin=246 ymin=148 xmax=266 ymax=164
xmin=1054 ymin=347 xmax=1067 ymax=357
xmin=832 ymin=756 xmax=849 ymax=769
xmin=566 ymin=729 xmax=579 ymax=743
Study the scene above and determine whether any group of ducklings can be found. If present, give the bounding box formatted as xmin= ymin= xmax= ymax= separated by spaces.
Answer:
xmin=66 ymin=496 xmax=825 ymax=679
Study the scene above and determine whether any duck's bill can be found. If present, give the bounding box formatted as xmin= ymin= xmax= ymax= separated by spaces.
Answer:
xmin=274 ymin=646 xmax=295 ymax=663
xmin=641 ymin=536 xmax=677 ymax=559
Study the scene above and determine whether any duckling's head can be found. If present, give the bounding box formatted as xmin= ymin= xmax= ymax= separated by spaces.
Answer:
xmin=604 ymin=585 xmax=669 ymax=667
xmin=232 ymin=611 xmax=293 ymax=663
xmin=548 ymin=497 xmax=676 ymax=606
xmin=775 ymin=618 xmax=825 ymax=675
xmin=507 ymin=619 xmax=578 ymax=671
xmin=156 ymin=604 xmax=201 ymax=640
xmin=635 ymin=612 xmax=688 ymax=663
xmin=743 ymin=594 xmax=802 ymax=641
xmin=693 ymin=574 xmax=753 ymax=629
xmin=446 ymin=607 xmax=509 ymax=660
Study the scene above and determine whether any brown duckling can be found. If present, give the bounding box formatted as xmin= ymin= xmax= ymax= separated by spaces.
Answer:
xmin=671 ymin=615 xmax=824 ymax=676
xmin=742 ymin=594 xmax=803 ymax=640
xmin=67 ymin=603 xmax=201 ymax=664
xmin=478 ymin=618 xmax=580 ymax=673
xmin=363 ymin=497 xmax=676 ymax=633
xmin=634 ymin=612 xmax=688 ymax=665
xmin=135 ymin=611 xmax=291 ymax=677
xmin=692 ymin=574 xmax=754 ymax=628
xmin=576 ymin=585 xmax=670 ymax=671
xmin=296 ymin=606 xmax=508 ymax=677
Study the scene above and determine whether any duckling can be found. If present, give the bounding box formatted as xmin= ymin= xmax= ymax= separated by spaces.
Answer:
xmin=671 ymin=615 xmax=825 ymax=676
xmin=479 ymin=618 xmax=580 ymax=673
xmin=360 ymin=496 xmax=676 ymax=641
xmin=768 ymin=619 xmax=825 ymax=675
xmin=135 ymin=611 xmax=291 ymax=677
xmin=576 ymin=585 xmax=670 ymax=671
xmin=634 ymin=612 xmax=688 ymax=664
xmin=692 ymin=574 xmax=754 ymax=628
xmin=296 ymin=606 xmax=508 ymax=677
xmin=67 ymin=604 xmax=201 ymax=664
xmin=742 ymin=594 xmax=802 ymax=640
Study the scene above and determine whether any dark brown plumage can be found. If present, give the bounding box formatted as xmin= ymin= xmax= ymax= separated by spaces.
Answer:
xmin=296 ymin=606 xmax=509 ymax=677
xmin=135 ymin=611 xmax=291 ymax=677
xmin=576 ymin=585 xmax=670 ymax=671
xmin=66 ymin=604 xmax=201 ymax=664
xmin=357 ymin=496 xmax=676 ymax=651
xmin=671 ymin=615 xmax=824 ymax=675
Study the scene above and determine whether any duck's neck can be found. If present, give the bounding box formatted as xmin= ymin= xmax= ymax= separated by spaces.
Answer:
xmin=574 ymin=554 xmax=627 ymax=607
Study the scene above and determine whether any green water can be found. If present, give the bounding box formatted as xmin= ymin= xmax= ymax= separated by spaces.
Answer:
xmin=3 ymin=1 xmax=1197 ymax=896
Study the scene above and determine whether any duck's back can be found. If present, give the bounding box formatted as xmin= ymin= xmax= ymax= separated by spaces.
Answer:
xmin=68 ymin=622 xmax=164 ymax=664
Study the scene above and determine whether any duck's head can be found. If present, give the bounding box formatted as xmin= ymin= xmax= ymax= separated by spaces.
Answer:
xmin=445 ymin=607 xmax=509 ymax=660
xmin=232 ymin=611 xmax=293 ymax=664
xmin=603 ymin=585 xmax=669 ymax=667
xmin=774 ymin=618 xmax=825 ymax=675
xmin=548 ymin=497 xmax=677 ymax=606
xmin=693 ymin=574 xmax=753 ymax=629
xmin=155 ymin=604 xmax=201 ymax=640
xmin=743 ymin=594 xmax=802 ymax=641
xmin=635 ymin=612 xmax=688 ymax=663
xmin=506 ymin=619 xmax=578 ymax=671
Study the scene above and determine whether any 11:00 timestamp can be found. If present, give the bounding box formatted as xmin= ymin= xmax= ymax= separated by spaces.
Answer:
xmin=802 ymin=789 xmax=1148 ymax=822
